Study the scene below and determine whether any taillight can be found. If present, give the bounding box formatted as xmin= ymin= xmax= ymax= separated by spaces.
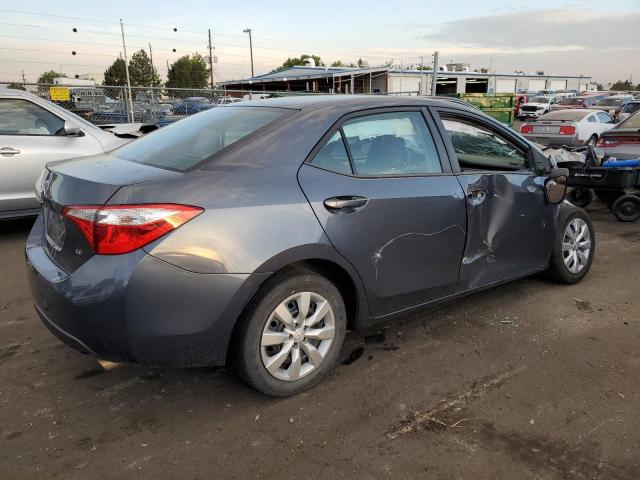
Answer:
xmin=597 ymin=136 xmax=640 ymax=148
xmin=520 ymin=124 xmax=533 ymax=134
xmin=63 ymin=204 xmax=203 ymax=255
xmin=559 ymin=126 xmax=576 ymax=135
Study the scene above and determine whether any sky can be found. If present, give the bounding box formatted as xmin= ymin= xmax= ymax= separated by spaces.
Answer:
xmin=1 ymin=0 xmax=639 ymax=85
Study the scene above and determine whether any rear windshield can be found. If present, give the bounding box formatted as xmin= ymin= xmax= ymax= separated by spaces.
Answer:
xmin=561 ymin=97 xmax=583 ymax=105
xmin=621 ymin=112 xmax=640 ymax=128
xmin=538 ymin=110 xmax=588 ymax=121
xmin=113 ymin=106 xmax=286 ymax=171
xmin=596 ymin=98 xmax=624 ymax=106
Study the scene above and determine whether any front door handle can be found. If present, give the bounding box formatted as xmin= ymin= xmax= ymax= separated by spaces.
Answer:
xmin=467 ymin=189 xmax=487 ymax=205
xmin=0 ymin=147 xmax=21 ymax=156
xmin=324 ymin=196 xmax=368 ymax=213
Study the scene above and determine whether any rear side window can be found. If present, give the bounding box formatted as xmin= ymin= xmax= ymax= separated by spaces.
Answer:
xmin=114 ymin=107 xmax=285 ymax=171
xmin=311 ymin=132 xmax=352 ymax=175
xmin=341 ymin=112 xmax=442 ymax=176
xmin=0 ymin=99 xmax=64 ymax=135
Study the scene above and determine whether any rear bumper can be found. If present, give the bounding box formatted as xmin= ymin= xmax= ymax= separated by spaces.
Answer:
xmin=26 ymin=215 xmax=269 ymax=366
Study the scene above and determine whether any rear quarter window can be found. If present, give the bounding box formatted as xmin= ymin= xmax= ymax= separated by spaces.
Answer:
xmin=113 ymin=107 xmax=286 ymax=171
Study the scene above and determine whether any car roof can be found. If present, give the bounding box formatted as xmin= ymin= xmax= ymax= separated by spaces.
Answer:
xmin=0 ymin=88 xmax=43 ymax=100
xmin=227 ymin=94 xmax=477 ymax=113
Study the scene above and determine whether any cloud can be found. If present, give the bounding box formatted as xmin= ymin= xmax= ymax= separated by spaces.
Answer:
xmin=421 ymin=8 xmax=640 ymax=53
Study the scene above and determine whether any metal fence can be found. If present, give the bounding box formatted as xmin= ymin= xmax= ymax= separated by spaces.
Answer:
xmin=2 ymin=82 xmax=421 ymax=126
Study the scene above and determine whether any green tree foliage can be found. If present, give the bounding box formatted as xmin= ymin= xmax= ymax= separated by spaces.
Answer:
xmin=7 ymin=83 xmax=26 ymax=90
xmin=37 ymin=70 xmax=66 ymax=84
xmin=103 ymin=58 xmax=128 ymax=86
xmin=165 ymin=54 xmax=210 ymax=90
xmin=128 ymin=49 xmax=161 ymax=87
xmin=274 ymin=54 xmax=323 ymax=72
xmin=610 ymin=80 xmax=634 ymax=91
xmin=331 ymin=60 xmax=356 ymax=68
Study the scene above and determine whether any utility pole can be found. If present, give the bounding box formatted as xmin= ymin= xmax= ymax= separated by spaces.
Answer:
xmin=208 ymin=29 xmax=214 ymax=90
xmin=431 ymin=51 xmax=439 ymax=96
xmin=21 ymin=70 xmax=26 ymax=84
xmin=243 ymin=28 xmax=254 ymax=78
xmin=148 ymin=42 xmax=154 ymax=72
xmin=120 ymin=19 xmax=135 ymax=122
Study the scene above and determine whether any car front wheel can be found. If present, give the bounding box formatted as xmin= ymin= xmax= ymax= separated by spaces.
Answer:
xmin=543 ymin=208 xmax=595 ymax=284
xmin=232 ymin=268 xmax=346 ymax=397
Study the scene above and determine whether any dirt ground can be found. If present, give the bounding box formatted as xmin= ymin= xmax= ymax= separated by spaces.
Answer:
xmin=1 ymin=202 xmax=639 ymax=480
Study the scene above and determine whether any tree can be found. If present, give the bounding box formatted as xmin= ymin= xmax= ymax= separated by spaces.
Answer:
xmin=479 ymin=67 xmax=489 ymax=73
xmin=610 ymin=80 xmax=633 ymax=91
xmin=536 ymin=70 xmax=545 ymax=75
xmin=166 ymin=54 xmax=210 ymax=90
xmin=416 ymin=65 xmax=432 ymax=71
xmin=37 ymin=70 xmax=66 ymax=84
xmin=128 ymin=49 xmax=161 ymax=87
xmin=330 ymin=60 xmax=356 ymax=68
xmin=274 ymin=54 xmax=323 ymax=72
xmin=103 ymin=58 xmax=127 ymax=86
xmin=7 ymin=83 xmax=26 ymax=90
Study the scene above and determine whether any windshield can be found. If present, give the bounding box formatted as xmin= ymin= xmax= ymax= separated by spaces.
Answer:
xmin=596 ymin=98 xmax=623 ymax=106
xmin=529 ymin=97 xmax=549 ymax=103
xmin=112 ymin=106 xmax=286 ymax=171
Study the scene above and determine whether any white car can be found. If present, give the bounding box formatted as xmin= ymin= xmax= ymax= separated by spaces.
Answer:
xmin=0 ymin=89 xmax=154 ymax=219
xmin=520 ymin=109 xmax=615 ymax=148
xmin=518 ymin=95 xmax=560 ymax=119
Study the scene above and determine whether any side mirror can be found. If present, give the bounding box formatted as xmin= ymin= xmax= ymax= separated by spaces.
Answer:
xmin=545 ymin=167 xmax=569 ymax=204
xmin=63 ymin=121 xmax=82 ymax=136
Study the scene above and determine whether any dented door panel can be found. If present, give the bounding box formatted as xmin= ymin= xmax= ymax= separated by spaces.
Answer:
xmin=298 ymin=164 xmax=467 ymax=317
xmin=456 ymin=172 xmax=554 ymax=290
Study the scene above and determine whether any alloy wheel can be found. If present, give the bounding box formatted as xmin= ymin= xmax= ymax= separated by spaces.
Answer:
xmin=562 ymin=218 xmax=591 ymax=274
xmin=260 ymin=292 xmax=335 ymax=381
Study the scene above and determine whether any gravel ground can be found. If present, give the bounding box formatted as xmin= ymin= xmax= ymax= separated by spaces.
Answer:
xmin=1 ymin=202 xmax=639 ymax=480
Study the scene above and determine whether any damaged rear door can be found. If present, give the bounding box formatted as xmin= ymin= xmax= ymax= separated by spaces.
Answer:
xmin=432 ymin=108 xmax=556 ymax=290
xmin=298 ymin=108 xmax=467 ymax=317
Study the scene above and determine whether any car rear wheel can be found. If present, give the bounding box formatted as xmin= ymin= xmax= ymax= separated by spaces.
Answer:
xmin=543 ymin=208 xmax=595 ymax=284
xmin=232 ymin=269 xmax=346 ymax=397
xmin=612 ymin=194 xmax=640 ymax=222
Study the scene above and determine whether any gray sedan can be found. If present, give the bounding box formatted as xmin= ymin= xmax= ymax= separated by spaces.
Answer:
xmin=27 ymin=96 xmax=594 ymax=396
xmin=0 ymin=89 xmax=152 ymax=219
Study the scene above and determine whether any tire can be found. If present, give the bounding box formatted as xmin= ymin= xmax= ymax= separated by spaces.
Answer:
xmin=566 ymin=187 xmax=593 ymax=208
xmin=232 ymin=268 xmax=347 ymax=397
xmin=612 ymin=194 xmax=640 ymax=222
xmin=543 ymin=208 xmax=595 ymax=284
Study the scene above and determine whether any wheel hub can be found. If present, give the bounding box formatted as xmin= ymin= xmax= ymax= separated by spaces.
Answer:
xmin=260 ymin=291 xmax=336 ymax=382
xmin=292 ymin=329 xmax=305 ymax=343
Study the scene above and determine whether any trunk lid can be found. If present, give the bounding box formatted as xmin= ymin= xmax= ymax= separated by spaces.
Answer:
xmin=532 ymin=121 xmax=566 ymax=134
xmin=40 ymin=154 xmax=179 ymax=273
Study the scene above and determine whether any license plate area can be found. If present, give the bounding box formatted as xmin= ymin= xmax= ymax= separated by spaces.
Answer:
xmin=44 ymin=205 xmax=66 ymax=253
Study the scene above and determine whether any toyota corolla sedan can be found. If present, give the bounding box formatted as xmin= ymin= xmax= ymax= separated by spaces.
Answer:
xmin=26 ymin=96 xmax=594 ymax=396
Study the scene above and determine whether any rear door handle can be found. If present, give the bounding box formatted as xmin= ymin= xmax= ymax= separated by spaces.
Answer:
xmin=323 ymin=196 xmax=368 ymax=213
xmin=0 ymin=147 xmax=21 ymax=156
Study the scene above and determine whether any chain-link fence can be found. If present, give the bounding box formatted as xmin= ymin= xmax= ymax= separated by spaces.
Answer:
xmin=2 ymin=83 xmax=329 ymax=126
xmin=2 ymin=82 xmax=421 ymax=126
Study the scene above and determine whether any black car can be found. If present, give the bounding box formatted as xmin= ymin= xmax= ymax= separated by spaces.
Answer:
xmin=27 ymin=96 xmax=594 ymax=396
